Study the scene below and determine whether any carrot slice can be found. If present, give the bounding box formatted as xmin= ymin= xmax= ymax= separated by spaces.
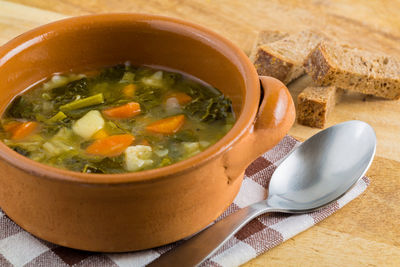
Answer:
xmin=102 ymin=102 xmax=141 ymax=119
xmin=146 ymin=115 xmax=185 ymax=134
xmin=85 ymin=134 xmax=135 ymax=157
xmin=122 ymin=84 xmax=136 ymax=97
xmin=11 ymin=121 xmax=39 ymax=140
xmin=166 ymin=92 xmax=192 ymax=105
xmin=92 ymin=129 xmax=109 ymax=140
xmin=3 ymin=121 xmax=22 ymax=133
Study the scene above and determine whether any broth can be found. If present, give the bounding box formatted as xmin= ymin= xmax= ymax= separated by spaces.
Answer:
xmin=0 ymin=64 xmax=235 ymax=174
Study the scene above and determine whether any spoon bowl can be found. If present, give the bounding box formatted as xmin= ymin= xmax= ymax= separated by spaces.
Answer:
xmin=268 ymin=120 xmax=376 ymax=212
xmin=149 ymin=120 xmax=376 ymax=267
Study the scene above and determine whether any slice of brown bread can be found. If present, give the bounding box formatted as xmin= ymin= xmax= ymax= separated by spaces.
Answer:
xmin=297 ymin=86 xmax=343 ymax=128
xmin=252 ymin=30 xmax=326 ymax=84
xmin=249 ymin=30 xmax=288 ymax=62
xmin=304 ymin=42 xmax=400 ymax=100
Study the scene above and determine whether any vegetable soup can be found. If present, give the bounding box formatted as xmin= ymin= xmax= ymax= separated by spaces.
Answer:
xmin=0 ymin=64 xmax=235 ymax=174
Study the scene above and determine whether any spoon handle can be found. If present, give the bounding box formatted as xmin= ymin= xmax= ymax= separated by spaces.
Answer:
xmin=147 ymin=202 xmax=279 ymax=267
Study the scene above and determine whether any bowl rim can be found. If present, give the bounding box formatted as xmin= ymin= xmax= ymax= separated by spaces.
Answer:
xmin=0 ymin=13 xmax=260 ymax=185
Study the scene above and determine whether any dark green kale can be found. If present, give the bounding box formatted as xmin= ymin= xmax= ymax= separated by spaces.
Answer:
xmin=51 ymin=78 xmax=89 ymax=107
xmin=41 ymin=118 xmax=72 ymax=137
xmin=94 ymin=156 xmax=125 ymax=174
xmin=175 ymin=78 xmax=232 ymax=122
xmin=163 ymin=72 xmax=182 ymax=87
xmin=184 ymin=95 xmax=232 ymax=122
xmin=62 ymin=155 xmax=89 ymax=172
xmin=12 ymin=146 xmax=30 ymax=157
xmin=62 ymin=152 xmax=125 ymax=174
xmin=177 ymin=80 xmax=217 ymax=99
xmin=133 ymin=67 xmax=154 ymax=81
xmin=98 ymin=64 xmax=126 ymax=81
xmin=6 ymin=96 xmax=35 ymax=120
xmin=82 ymin=164 xmax=105 ymax=174
xmin=134 ymin=86 xmax=164 ymax=112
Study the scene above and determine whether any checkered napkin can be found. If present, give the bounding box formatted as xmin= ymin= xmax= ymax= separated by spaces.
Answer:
xmin=0 ymin=136 xmax=369 ymax=267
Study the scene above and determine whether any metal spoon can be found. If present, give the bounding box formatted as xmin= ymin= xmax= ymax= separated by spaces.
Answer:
xmin=148 ymin=120 xmax=376 ymax=267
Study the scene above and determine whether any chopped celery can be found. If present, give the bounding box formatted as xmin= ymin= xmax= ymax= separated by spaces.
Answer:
xmin=120 ymin=72 xmax=135 ymax=83
xmin=46 ymin=111 xmax=67 ymax=124
xmin=60 ymin=93 xmax=104 ymax=112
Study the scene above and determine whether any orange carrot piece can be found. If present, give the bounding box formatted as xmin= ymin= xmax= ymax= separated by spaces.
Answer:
xmin=102 ymin=102 xmax=141 ymax=119
xmin=3 ymin=121 xmax=22 ymax=133
xmin=85 ymin=134 xmax=135 ymax=157
xmin=123 ymin=84 xmax=136 ymax=97
xmin=92 ymin=129 xmax=109 ymax=140
xmin=146 ymin=115 xmax=185 ymax=134
xmin=166 ymin=92 xmax=192 ymax=105
xmin=11 ymin=121 xmax=39 ymax=140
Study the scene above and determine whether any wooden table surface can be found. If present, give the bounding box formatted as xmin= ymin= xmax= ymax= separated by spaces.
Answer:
xmin=0 ymin=0 xmax=399 ymax=266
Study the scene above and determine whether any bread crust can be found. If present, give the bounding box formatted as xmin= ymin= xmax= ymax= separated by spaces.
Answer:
xmin=248 ymin=30 xmax=288 ymax=62
xmin=251 ymin=30 xmax=325 ymax=85
xmin=297 ymin=86 xmax=338 ymax=128
xmin=253 ymin=46 xmax=303 ymax=84
xmin=305 ymin=43 xmax=400 ymax=100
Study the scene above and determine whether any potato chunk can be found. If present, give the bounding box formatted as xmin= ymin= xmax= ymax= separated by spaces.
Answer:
xmin=72 ymin=110 xmax=104 ymax=139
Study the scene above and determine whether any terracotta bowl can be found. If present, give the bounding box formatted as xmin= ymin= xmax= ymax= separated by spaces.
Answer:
xmin=0 ymin=14 xmax=295 ymax=252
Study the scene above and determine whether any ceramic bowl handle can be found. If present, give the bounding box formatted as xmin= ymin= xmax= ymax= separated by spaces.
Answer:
xmin=223 ymin=76 xmax=295 ymax=182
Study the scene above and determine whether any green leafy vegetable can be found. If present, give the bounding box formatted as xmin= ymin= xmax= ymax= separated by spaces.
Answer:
xmin=12 ymin=146 xmax=30 ymax=157
xmin=51 ymin=78 xmax=89 ymax=106
xmin=133 ymin=67 xmax=154 ymax=81
xmin=61 ymin=154 xmax=90 ymax=172
xmin=134 ymin=86 xmax=164 ymax=111
xmin=41 ymin=120 xmax=72 ymax=138
xmin=163 ymin=72 xmax=182 ymax=87
xmin=98 ymin=64 xmax=126 ymax=81
xmin=6 ymin=96 xmax=35 ymax=120
xmin=177 ymin=80 xmax=217 ymax=99
xmin=83 ymin=164 xmax=105 ymax=174
xmin=184 ymin=95 xmax=232 ymax=122
xmin=94 ymin=156 xmax=125 ymax=174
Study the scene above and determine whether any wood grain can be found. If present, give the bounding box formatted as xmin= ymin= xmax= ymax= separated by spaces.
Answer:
xmin=0 ymin=0 xmax=399 ymax=266
xmin=247 ymin=156 xmax=400 ymax=266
